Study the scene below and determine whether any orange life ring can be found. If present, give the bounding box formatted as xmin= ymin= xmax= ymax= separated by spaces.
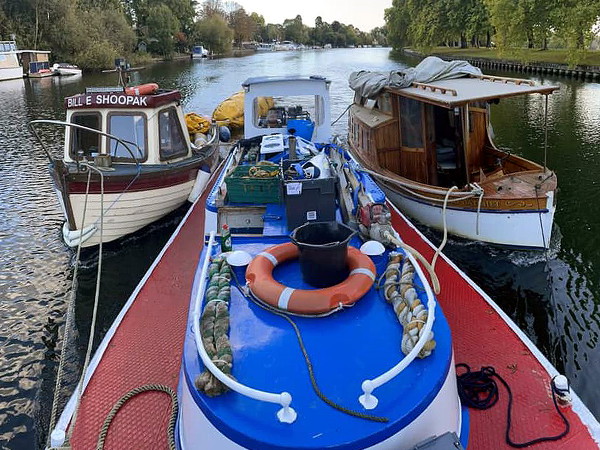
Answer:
xmin=246 ymin=242 xmax=375 ymax=315
xmin=125 ymin=83 xmax=159 ymax=95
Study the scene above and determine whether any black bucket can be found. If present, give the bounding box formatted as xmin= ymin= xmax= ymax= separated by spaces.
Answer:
xmin=290 ymin=221 xmax=357 ymax=288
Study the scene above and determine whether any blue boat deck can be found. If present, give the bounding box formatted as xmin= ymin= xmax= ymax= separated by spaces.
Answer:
xmin=182 ymin=235 xmax=453 ymax=449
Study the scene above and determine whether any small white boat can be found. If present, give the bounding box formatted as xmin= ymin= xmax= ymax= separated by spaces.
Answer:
xmin=192 ymin=45 xmax=209 ymax=59
xmin=256 ymin=43 xmax=274 ymax=52
xmin=52 ymin=63 xmax=82 ymax=76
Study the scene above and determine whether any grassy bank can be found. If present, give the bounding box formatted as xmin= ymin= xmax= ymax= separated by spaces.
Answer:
xmin=425 ymin=47 xmax=600 ymax=67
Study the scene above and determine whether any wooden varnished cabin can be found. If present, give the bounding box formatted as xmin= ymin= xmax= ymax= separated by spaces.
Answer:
xmin=348 ymin=73 xmax=559 ymax=249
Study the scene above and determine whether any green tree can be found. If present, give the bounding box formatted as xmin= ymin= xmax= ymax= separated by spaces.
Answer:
xmin=192 ymin=14 xmax=233 ymax=54
xmin=283 ymin=15 xmax=307 ymax=43
xmin=249 ymin=12 xmax=265 ymax=41
xmin=146 ymin=3 xmax=179 ymax=56
xmin=228 ymin=6 xmax=255 ymax=46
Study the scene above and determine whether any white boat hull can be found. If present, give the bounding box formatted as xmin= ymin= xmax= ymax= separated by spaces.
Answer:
xmin=64 ymin=180 xmax=196 ymax=247
xmin=177 ymin=357 xmax=463 ymax=449
xmin=55 ymin=68 xmax=82 ymax=76
xmin=384 ymin=186 xmax=555 ymax=249
xmin=0 ymin=66 xmax=23 ymax=81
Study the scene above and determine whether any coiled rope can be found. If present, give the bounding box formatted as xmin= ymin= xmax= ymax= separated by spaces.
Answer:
xmin=96 ymin=384 xmax=178 ymax=450
xmin=382 ymin=253 xmax=436 ymax=357
xmin=456 ymin=364 xmax=570 ymax=448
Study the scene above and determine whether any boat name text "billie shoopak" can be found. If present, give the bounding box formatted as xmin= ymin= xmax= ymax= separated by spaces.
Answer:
xmin=66 ymin=94 xmax=149 ymax=108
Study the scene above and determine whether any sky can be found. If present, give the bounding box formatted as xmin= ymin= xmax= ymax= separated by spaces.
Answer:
xmin=234 ymin=0 xmax=392 ymax=32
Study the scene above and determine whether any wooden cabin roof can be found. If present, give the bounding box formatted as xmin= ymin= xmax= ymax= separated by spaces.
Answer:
xmin=349 ymin=104 xmax=395 ymax=128
xmin=388 ymin=75 xmax=558 ymax=108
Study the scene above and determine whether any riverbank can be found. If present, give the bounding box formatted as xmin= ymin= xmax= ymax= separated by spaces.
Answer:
xmin=404 ymin=48 xmax=600 ymax=80
xmin=153 ymin=48 xmax=256 ymax=63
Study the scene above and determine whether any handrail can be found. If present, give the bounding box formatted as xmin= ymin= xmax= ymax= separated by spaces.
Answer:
xmin=193 ymin=231 xmax=297 ymax=423
xmin=471 ymin=73 xmax=535 ymax=86
xmin=359 ymin=244 xmax=437 ymax=409
xmin=28 ymin=119 xmax=143 ymax=167
xmin=411 ymin=82 xmax=458 ymax=96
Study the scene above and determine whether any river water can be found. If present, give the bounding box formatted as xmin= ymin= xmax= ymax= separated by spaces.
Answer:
xmin=0 ymin=48 xmax=598 ymax=447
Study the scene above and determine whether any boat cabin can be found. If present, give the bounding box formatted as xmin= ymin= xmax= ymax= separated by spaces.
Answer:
xmin=63 ymin=87 xmax=195 ymax=166
xmin=0 ymin=41 xmax=22 ymax=81
xmin=349 ymin=75 xmax=558 ymax=188
xmin=19 ymin=50 xmax=52 ymax=77
xmin=243 ymin=75 xmax=331 ymax=143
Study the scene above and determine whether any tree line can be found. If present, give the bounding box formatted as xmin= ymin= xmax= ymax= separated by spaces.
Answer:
xmin=386 ymin=0 xmax=600 ymax=61
xmin=0 ymin=0 xmax=388 ymax=70
xmin=194 ymin=1 xmax=387 ymax=54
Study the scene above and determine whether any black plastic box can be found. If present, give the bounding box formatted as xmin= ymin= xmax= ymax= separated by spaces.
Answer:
xmin=283 ymin=175 xmax=337 ymax=230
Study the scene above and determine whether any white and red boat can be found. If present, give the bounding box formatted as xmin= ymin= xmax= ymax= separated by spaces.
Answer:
xmin=46 ymin=76 xmax=599 ymax=450
xmin=30 ymin=83 xmax=221 ymax=248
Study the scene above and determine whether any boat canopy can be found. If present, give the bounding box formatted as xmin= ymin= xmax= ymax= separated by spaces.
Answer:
xmin=349 ymin=56 xmax=558 ymax=108
xmin=349 ymin=56 xmax=482 ymax=99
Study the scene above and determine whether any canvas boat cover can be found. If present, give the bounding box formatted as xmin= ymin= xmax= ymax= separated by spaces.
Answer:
xmin=349 ymin=56 xmax=482 ymax=99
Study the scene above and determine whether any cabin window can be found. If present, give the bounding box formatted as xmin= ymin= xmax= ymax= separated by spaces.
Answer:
xmin=159 ymin=107 xmax=188 ymax=160
xmin=399 ymin=97 xmax=423 ymax=148
xmin=70 ymin=113 xmax=101 ymax=159
xmin=255 ymin=95 xmax=320 ymax=129
xmin=107 ymin=113 xmax=147 ymax=161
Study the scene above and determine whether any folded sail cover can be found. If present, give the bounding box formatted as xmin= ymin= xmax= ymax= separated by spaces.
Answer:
xmin=348 ymin=56 xmax=482 ymax=99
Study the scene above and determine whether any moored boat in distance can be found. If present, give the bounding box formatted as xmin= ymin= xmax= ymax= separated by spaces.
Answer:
xmin=20 ymin=49 xmax=53 ymax=77
xmin=52 ymin=62 xmax=82 ymax=76
xmin=348 ymin=57 xmax=558 ymax=249
xmin=256 ymin=42 xmax=275 ymax=52
xmin=45 ymin=75 xmax=600 ymax=450
xmin=191 ymin=45 xmax=209 ymax=59
xmin=0 ymin=41 xmax=23 ymax=81
xmin=29 ymin=83 xmax=221 ymax=248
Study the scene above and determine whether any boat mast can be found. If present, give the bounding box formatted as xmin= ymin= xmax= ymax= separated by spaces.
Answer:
xmin=543 ymin=94 xmax=549 ymax=173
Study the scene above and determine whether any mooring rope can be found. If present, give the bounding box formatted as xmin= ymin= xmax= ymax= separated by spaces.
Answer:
xmin=47 ymin=168 xmax=93 ymax=446
xmin=331 ymin=104 xmax=352 ymax=126
xmin=431 ymin=185 xmax=458 ymax=272
xmin=67 ymin=165 xmax=105 ymax=442
xmin=96 ymin=384 xmax=178 ymax=450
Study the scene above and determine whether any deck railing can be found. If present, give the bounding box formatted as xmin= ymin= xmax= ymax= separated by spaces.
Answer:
xmin=192 ymin=231 xmax=297 ymax=423
xmin=359 ymin=247 xmax=437 ymax=409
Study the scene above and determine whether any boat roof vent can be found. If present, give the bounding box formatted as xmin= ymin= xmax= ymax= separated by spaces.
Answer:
xmin=85 ymin=86 xmax=125 ymax=94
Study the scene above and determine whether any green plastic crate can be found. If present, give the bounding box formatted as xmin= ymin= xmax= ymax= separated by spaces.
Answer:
xmin=225 ymin=165 xmax=282 ymax=204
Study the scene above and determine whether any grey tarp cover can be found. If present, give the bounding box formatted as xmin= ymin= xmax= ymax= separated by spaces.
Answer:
xmin=348 ymin=56 xmax=482 ymax=99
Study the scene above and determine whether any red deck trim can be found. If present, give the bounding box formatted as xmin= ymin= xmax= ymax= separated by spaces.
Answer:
xmin=69 ymin=189 xmax=210 ymax=449
xmin=389 ymin=207 xmax=597 ymax=449
xmin=67 ymin=166 xmax=199 ymax=194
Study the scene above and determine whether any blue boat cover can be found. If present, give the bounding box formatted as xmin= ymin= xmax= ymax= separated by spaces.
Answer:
xmin=182 ymin=235 xmax=453 ymax=449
